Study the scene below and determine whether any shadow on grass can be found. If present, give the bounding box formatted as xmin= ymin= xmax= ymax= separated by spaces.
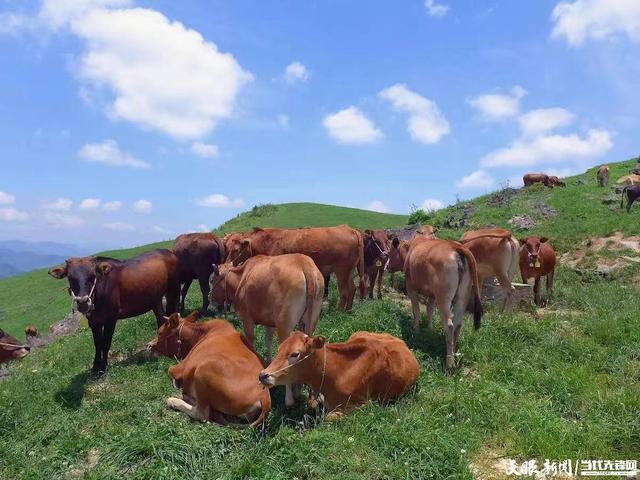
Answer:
xmin=398 ymin=309 xmax=447 ymax=366
xmin=55 ymin=371 xmax=90 ymax=409
xmin=115 ymin=348 xmax=161 ymax=368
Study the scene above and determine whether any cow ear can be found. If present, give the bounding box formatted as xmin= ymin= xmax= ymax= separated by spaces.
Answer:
xmin=392 ymin=237 xmax=400 ymax=248
xmin=364 ymin=229 xmax=373 ymax=236
xmin=96 ymin=262 xmax=112 ymax=275
xmin=168 ymin=313 xmax=180 ymax=328
xmin=540 ymin=237 xmax=548 ymax=243
xmin=519 ymin=238 xmax=528 ymax=245
xmin=311 ymin=335 xmax=326 ymax=349
xmin=48 ymin=265 xmax=67 ymax=279
xmin=185 ymin=311 xmax=200 ymax=323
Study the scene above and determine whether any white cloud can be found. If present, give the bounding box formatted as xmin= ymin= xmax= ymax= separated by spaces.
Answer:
xmin=79 ymin=198 xmax=101 ymax=210
xmin=284 ymin=61 xmax=309 ymax=83
xmin=104 ymin=221 xmax=135 ymax=231
xmin=467 ymin=86 xmax=527 ymax=121
xmin=190 ymin=142 xmax=219 ymax=158
xmin=323 ymin=106 xmax=383 ymax=145
xmin=79 ymin=140 xmax=150 ymax=168
xmin=480 ymin=129 xmax=613 ymax=168
xmin=366 ymin=201 xmax=391 ymax=213
xmin=0 ymin=207 xmax=29 ymax=222
xmin=421 ymin=198 xmax=444 ymax=212
xmin=194 ymin=194 xmax=245 ymax=208
xmin=277 ymin=114 xmax=290 ymax=128
xmin=43 ymin=198 xmax=73 ymax=211
xmin=43 ymin=211 xmax=83 ymax=228
xmin=103 ymin=200 xmax=123 ymax=211
xmin=518 ymin=108 xmax=575 ymax=137
xmin=39 ymin=0 xmax=133 ymax=30
xmin=425 ymin=0 xmax=449 ymax=18
xmin=379 ymin=84 xmax=450 ymax=144
xmin=551 ymin=0 xmax=640 ymax=46
xmin=456 ymin=170 xmax=495 ymax=190
xmin=0 ymin=191 xmax=16 ymax=205
xmin=132 ymin=199 xmax=152 ymax=213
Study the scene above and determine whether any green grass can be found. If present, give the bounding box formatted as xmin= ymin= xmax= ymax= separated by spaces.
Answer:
xmin=1 ymin=167 xmax=639 ymax=479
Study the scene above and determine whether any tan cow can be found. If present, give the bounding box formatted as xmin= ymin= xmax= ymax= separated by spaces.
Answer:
xmin=209 ymin=253 xmax=324 ymax=406
xmin=223 ymin=225 xmax=364 ymax=311
xmin=616 ymin=174 xmax=640 ymax=187
xmin=460 ymin=228 xmax=520 ymax=311
xmin=259 ymin=331 xmax=419 ymax=417
xmin=597 ymin=165 xmax=610 ymax=187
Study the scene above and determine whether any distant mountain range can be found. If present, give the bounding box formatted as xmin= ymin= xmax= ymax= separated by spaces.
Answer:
xmin=0 ymin=240 xmax=93 ymax=279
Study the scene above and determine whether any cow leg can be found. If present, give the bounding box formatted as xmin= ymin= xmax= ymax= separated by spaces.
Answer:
xmin=152 ymin=301 xmax=166 ymax=328
xmin=546 ymin=270 xmax=555 ymax=300
xmin=90 ymin=324 xmax=104 ymax=374
xmin=180 ymin=279 xmax=192 ymax=312
xmin=323 ymin=273 xmax=331 ymax=298
xmin=628 ymin=196 xmax=636 ymax=213
xmin=264 ymin=327 xmax=275 ymax=364
xmin=166 ymin=397 xmax=207 ymax=422
xmin=533 ymin=276 xmax=541 ymax=306
xmin=496 ymin=270 xmax=515 ymax=312
xmin=276 ymin=326 xmax=297 ymax=407
xmin=197 ymin=273 xmax=210 ymax=313
xmin=336 ymin=269 xmax=356 ymax=311
xmin=368 ymin=268 xmax=376 ymax=299
xmin=426 ymin=298 xmax=435 ymax=330
xmin=242 ymin=319 xmax=256 ymax=351
xmin=100 ymin=321 xmax=116 ymax=372
xmin=407 ymin=288 xmax=422 ymax=333
xmin=376 ymin=267 xmax=384 ymax=299
xmin=165 ymin=281 xmax=180 ymax=316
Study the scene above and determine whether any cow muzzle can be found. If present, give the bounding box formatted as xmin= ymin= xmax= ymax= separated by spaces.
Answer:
xmin=258 ymin=371 xmax=275 ymax=387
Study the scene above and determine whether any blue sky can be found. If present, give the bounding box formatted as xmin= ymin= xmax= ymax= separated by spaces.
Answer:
xmin=1 ymin=0 xmax=639 ymax=249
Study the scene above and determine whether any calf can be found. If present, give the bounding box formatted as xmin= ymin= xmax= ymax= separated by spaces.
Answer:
xmin=259 ymin=331 xmax=419 ymax=416
xmin=209 ymin=254 xmax=324 ymax=407
xmin=621 ymin=185 xmax=640 ymax=212
xmin=519 ymin=237 xmax=556 ymax=306
xmin=597 ymin=165 xmax=610 ymax=187
xmin=49 ymin=250 xmax=180 ymax=374
xmin=363 ymin=229 xmax=389 ymax=299
xmin=460 ymin=228 xmax=520 ymax=311
xmin=0 ymin=329 xmax=30 ymax=363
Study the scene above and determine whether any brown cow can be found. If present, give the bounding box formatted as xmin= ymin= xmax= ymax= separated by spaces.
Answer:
xmin=523 ymin=173 xmax=550 ymax=187
xmin=209 ymin=254 xmax=324 ymax=406
xmin=597 ymin=165 xmax=610 ymax=187
xmin=48 ymin=250 xmax=180 ymax=374
xmin=388 ymin=237 xmax=483 ymax=372
xmin=616 ymin=174 xmax=640 ymax=187
xmin=460 ymin=228 xmax=520 ymax=310
xmin=519 ymin=237 xmax=556 ymax=306
xmin=548 ymin=176 xmax=566 ymax=187
xmin=223 ymin=225 xmax=364 ymax=311
xmin=165 ymin=318 xmax=271 ymax=427
xmin=0 ymin=329 xmax=30 ymax=363
xmin=363 ymin=229 xmax=389 ymax=299
xmin=172 ymin=232 xmax=225 ymax=313
xmin=259 ymin=331 xmax=419 ymax=416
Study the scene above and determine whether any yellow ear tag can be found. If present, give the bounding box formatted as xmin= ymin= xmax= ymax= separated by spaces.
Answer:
xmin=375 ymin=260 xmax=382 ymax=268
xmin=535 ymin=260 xmax=541 ymax=268
xmin=80 ymin=314 xmax=89 ymax=329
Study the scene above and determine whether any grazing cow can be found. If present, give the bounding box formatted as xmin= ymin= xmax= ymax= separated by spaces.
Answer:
xmin=621 ymin=185 xmax=640 ymax=212
xmin=223 ymin=225 xmax=364 ymax=311
xmin=597 ymin=165 xmax=610 ymax=187
xmin=209 ymin=254 xmax=324 ymax=407
xmin=363 ymin=229 xmax=389 ymax=299
xmin=172 ymin=233 xmax=225 ymax=313
xmin=519 ymin=237 xmax=556 ymax=306
xmin=48 ymin=250 xmax=180 ymax=374
xmin=616 ymin=174 xmax=640 ymax=187
xmin=460 ymin=228 xmax=520 ymax=311
xmin=547 ymin=176 xmax=566 ymax=187
xmin=385 ymin=224 xmax=437 ymax=243
xmin=523 ymin=173 xmax=550 ymax=187
xmin=0 ymin=329 xmax=30 ymax=363
xmin=165 ymin=318 xmax=271 ymax=427
xmin=388 ymin=237 xmax=483 ymax=372
xmin=259 ymin=331 xmax=419 ymax=416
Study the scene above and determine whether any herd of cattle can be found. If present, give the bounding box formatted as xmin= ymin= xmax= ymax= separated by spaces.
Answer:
xmin=0 ymin=164 xmax=634 ymax=426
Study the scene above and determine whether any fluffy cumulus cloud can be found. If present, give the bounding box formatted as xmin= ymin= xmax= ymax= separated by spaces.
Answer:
xmin=0 ymin=191 xmax=16 ymax=205
xmin=421 ymin=198 xmax=444 ymax=211
xmin=195 ymin=194 xmax=245 ymax=208
xmin=518 ymin=108 xmax=575 ymax=137
xmin=379 ymin=84 xmax=450 ymax=144
xmin=456 ymin=170 xmax=495 ymax=190
xmin=480 ymin=129 xmax=613 ymax=168
xmin=284 ymin=61 xmax=309 ymax=83
xmin=425 ymin=0 xmax=449 ymax=18
xmin=132 ymin=199 xmax=152 ymax=213
xmin=39 ymin=0 xmax=133 ymax=30
xmin=551 ymin=0 xmax=640 ymax=46
xmin=43 ymin=198 xmax=73 ymax=211
xmin=467 ymin=86 xmax=527 ymax=121
xmin=79 ymin=140 xmax=150 ymax=168
xmin=79 ymin=198 xmax=101 ymax=210
xmin=323 ymin=106 xmax=383 ymax=145
xmin=190 ymin=142 xmax=220 ymax=158
xmin=0 ymin=207 xmax=29 ymax=222
xmin=366 ymin=201 xmax=391 ymax=213
xmin=104 ymin=221 xmax=135 ymax=231
xmin=103 ymin=200 xmax=123 ymax=211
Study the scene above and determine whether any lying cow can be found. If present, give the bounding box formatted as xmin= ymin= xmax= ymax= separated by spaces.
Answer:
xmin=621 ymin=185 xmax=640 ymax=213
xmin=48 ymin=250 xmax=180 ymax=374
xmin=209 ymin=254 xmax=324 ymax=407
xmin=362 ymin=229 xmax=389 ymax=299
xmin=387 ymin=237 xmax=482 ymax=372
xmin=173 ymin=232 xmax=225 ymax=313
xmin=223 ymin=225 xmax=364 ymax=311
xmin=597 ymin=165 xmax=610 ymax=187
xmin=616 ymin=174 xmax=640 ymax=187
xmin=259 ymin=331 xmax=419 ymax=417
xmin=0 ymin=328 xmax=30 ymax=363
xmin=163 ymin=316 xmax=271 ymax=427
xmin=460 ymin=228 xmax=520 ymax=311
xmin=519 ymin=237 xmax=556 ymax=306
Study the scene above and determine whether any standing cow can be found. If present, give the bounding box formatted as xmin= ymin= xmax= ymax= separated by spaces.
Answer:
xmin=172 ymin=232 xmax=225 ymax=313
xmin=519 ymin=237 xmax=556 ymax=306
xmin=223 ymin=225 xmax=364 ymax=311
xmin=597 ymin=165 xmax=610 ymax=187
xmin=621 ymin=185 xmax=640 ymax=213
xmin=362 ymin=229 xmax=389 ymax=299
xmin=48 ymin=250 xmax=180 ymax=374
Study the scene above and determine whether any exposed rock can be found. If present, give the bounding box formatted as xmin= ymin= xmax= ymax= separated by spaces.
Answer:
xmin=531 ymin=201 xmax=557 ymax=218
xmin=385 ymin=224 xmax=430 ymax=242
xmin=508 ymin=215 xmax=537 ymax=230
xmin=602 ymin=192 xmax=620 ymax=205
xmin=444 ymin=203 xmax=477 ymax=229
xmin=560 ymin=232 xmax=640 ymax=278
xmin=487 ymin=187 xmax=519 ymax=208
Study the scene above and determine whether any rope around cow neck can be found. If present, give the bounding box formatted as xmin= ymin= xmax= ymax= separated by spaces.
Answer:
xmin=266 ymin=344 xmax=327 ymax=395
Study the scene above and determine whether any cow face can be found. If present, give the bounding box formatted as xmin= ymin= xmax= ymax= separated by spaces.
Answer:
xmin=0 ymin=328 xmax=30 ymax=363
xmin=259 ymin=331 xmax=325 ymax=387
xmin=223 ymin=233 xmax=249 ymax=265
xmin=147 ymin=312 xmax=198 ymax=357
xmin=208 ymin=263 xmax=231 ymax=307
xmin=364 ymin=230 xmax=389 ymax=266
xmin=386 ymin=237 xmax=406 ymax=273
xmin=521 ymin=237 xmax=548 ymax=266
xmin=48 ymin=257 xmax=112 ymax=314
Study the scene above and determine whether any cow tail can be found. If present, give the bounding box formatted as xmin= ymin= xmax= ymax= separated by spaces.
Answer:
xmin=299 ymin=266 xmax=321 ymax=333
xmin=457 ymin=245 xmax=483 ymax=330
xmin=356 ymin=229 xmax=366 ymax=300
xmin=621 ymin=187 xmax=628 ymax=209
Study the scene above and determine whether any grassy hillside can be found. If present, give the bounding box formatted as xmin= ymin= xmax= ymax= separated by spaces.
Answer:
xmin=0 ymin=164 xmax=639 ymax=479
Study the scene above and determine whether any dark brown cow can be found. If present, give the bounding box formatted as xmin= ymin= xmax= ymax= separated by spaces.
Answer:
xmin=621 ymin=185 xmax=640 ymax=212
xmin=597 ymin=165 xmax=610 ymax=187
xmin=363 ymin=229 xmax=389 ymax=299
xmin=519 ymin=237 xmax=556 ymax=306
xmin=547 ymin=176 xmax=566 ymax=187
xmin=0 ymin=329 xmax=30 ymax=363
xmin=223 ymin=225 xmax=365 ymax=311
xmin=48 ymin=250 xmax=180 ymax=374
xmin=172 ymin=233 xmax=225 ymax=313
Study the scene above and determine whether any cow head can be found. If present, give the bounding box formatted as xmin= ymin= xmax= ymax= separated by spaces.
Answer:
xmin=208 ymin=262 xmax=237 ymax=307
xmin=0 ymin=328 xmax=30 ymax=363
xmin=259 ymin=331 xmax=325 ymax=388
xmin=48 ymin=257 xmax=114 ymax=314
xmin=520 ymin=237 xmax=548 ymax=266
xmin=363 ymin=229 xmax=389 ymax=266
xmin=147 ymin=311 xmax=199 ymax=357
xmin=386 ymin=237 xmax=407 ymax=273
xmin=548 ymin=176 xmax=566 ymax=187
xmin=223 ymin=233 xmax=252 ymax=265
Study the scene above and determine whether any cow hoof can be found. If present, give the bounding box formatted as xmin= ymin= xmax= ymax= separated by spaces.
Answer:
xmin=166 ymin=397 xmax=183 ymax=410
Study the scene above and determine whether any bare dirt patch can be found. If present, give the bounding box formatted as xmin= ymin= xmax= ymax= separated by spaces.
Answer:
xmin=508 ymin=215 xmax=537 ymax=230
xmin=560 ymin=232 xmax=640 ymax=277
